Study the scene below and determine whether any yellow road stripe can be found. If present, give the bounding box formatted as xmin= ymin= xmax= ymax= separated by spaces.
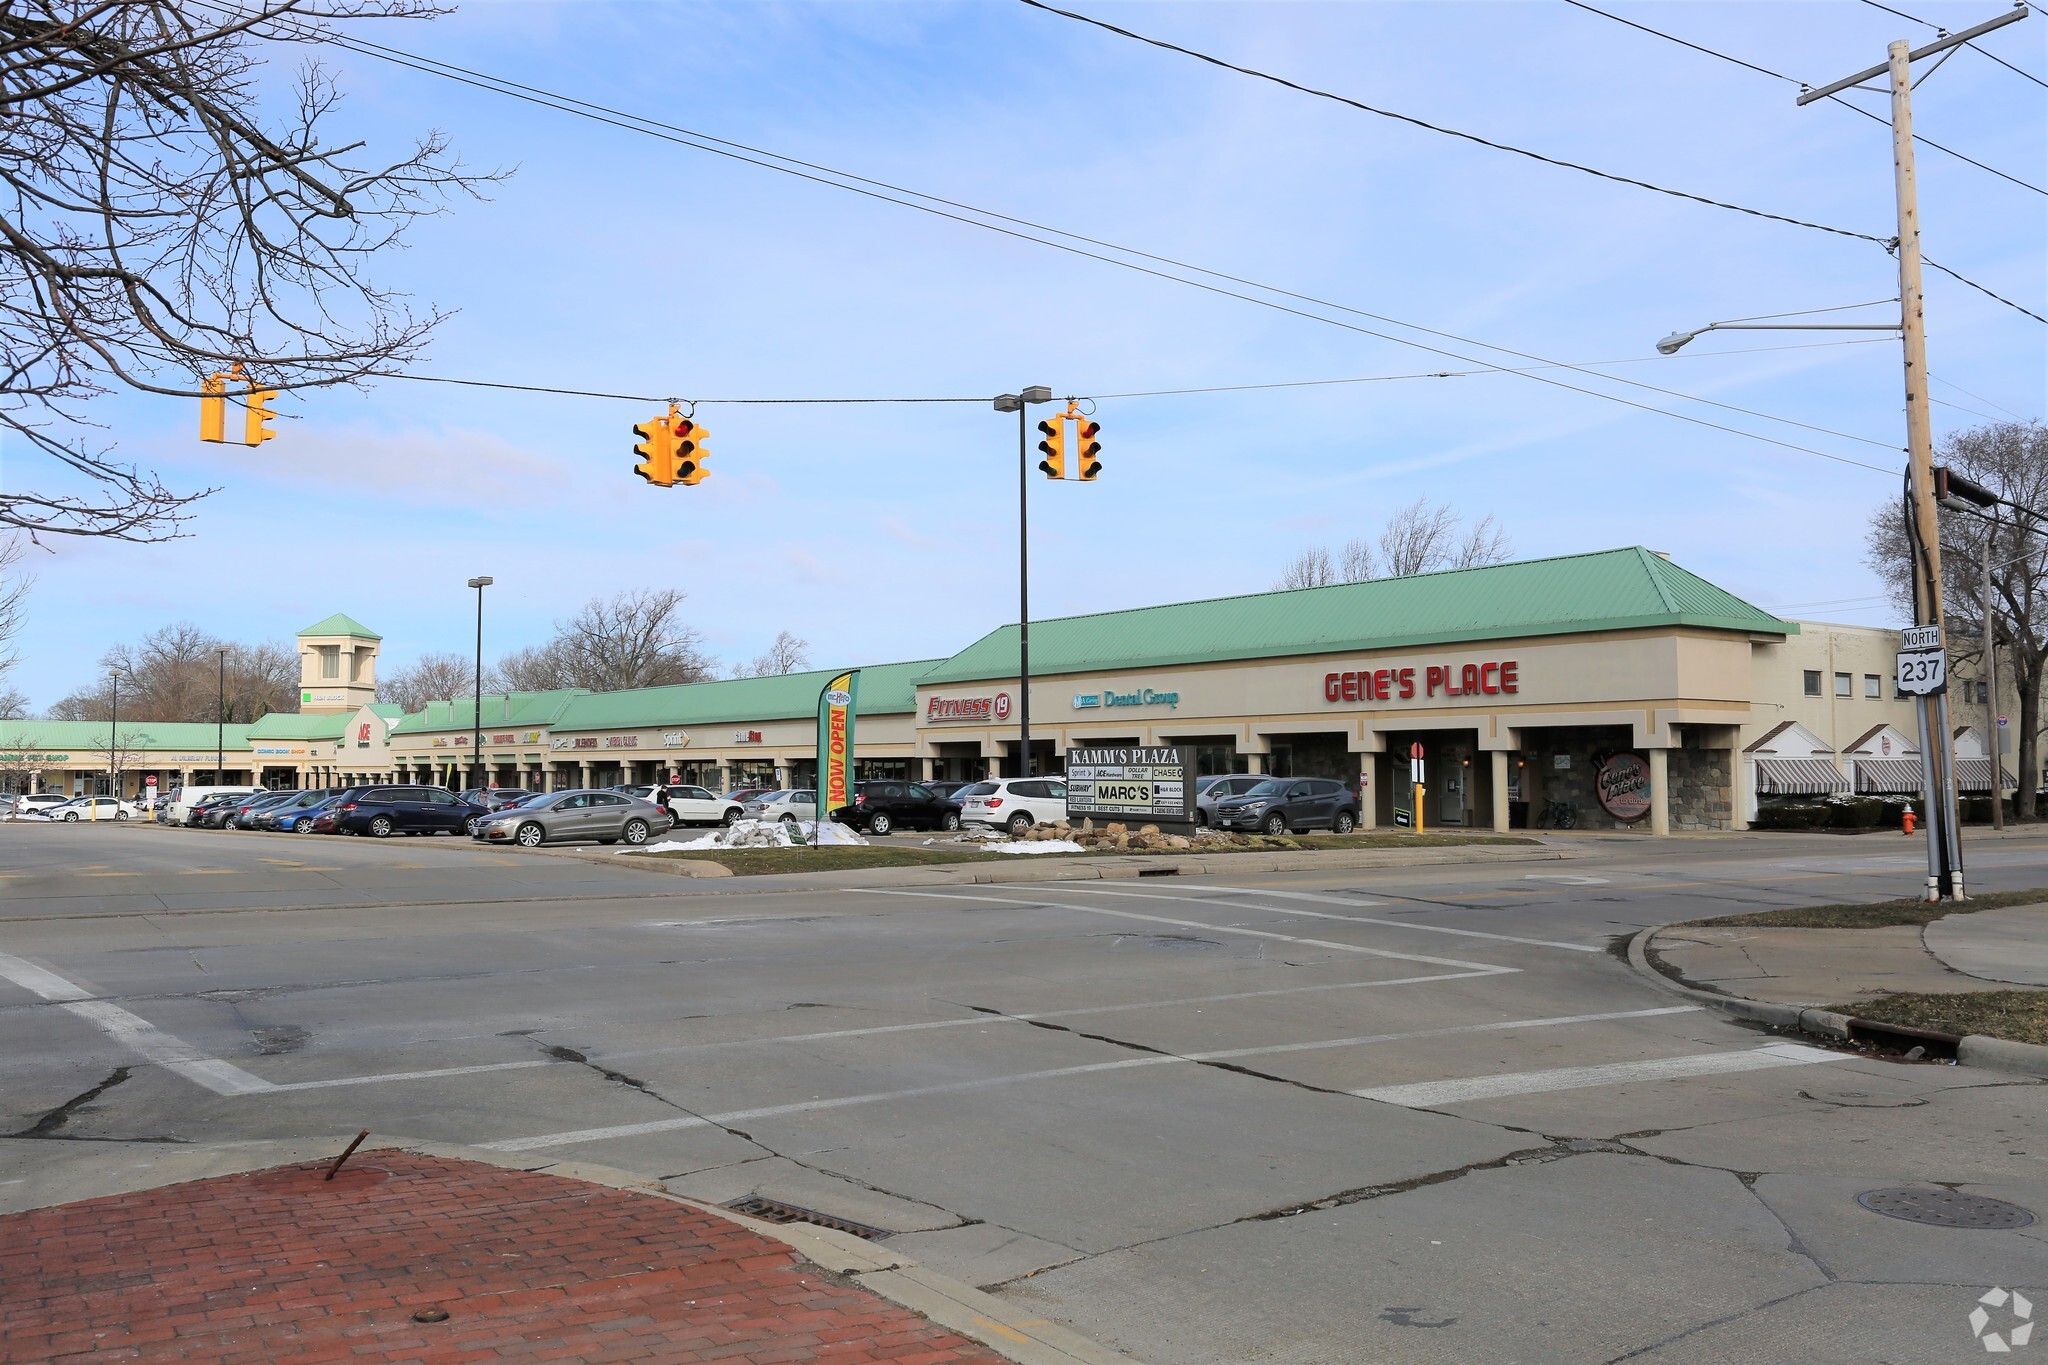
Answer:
xmin=971 ymin=1317 xmax=1033 ymax=1344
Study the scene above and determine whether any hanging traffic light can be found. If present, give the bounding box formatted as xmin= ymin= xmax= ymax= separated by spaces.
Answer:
xmin=200 ymin=372 xmax=228 ymax=443
xmin=1075 ymin=414 xmax=1102 ymax=480
xmin=244 ymin=381 xmax=279 ymax=446
xmin=632 ymin=408 xmax=682 ymax=486
xmin=675 ymin=413 xmax=710 ymax=485
xmin=1036 ymin=413 xmax=1066 ymax=479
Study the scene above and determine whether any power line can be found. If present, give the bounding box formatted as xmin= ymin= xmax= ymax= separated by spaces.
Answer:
xmin=219 ymin=5 xmax=1905 ymax=473
xmin=1562 ymin=0 xmax=2046 ymax=195
xmin=1022 ymin=0 xmax=2047 ymax=321
xmin=378 ymin=374 xmax=988 ymax=405
xmin=1858 ymin=0 xmax=2048 ymax=89
xmin=1930 ymin=372 xmax=2037 ymax=422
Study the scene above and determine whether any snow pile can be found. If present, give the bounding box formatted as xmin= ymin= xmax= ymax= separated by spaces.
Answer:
xmin=983 ymin=838 xmax=1086 ymax=855
xmin=633 ymin=817 xmax=869 ymax=854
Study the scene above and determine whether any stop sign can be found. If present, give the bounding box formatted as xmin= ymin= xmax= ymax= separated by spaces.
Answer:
xmin=1410 ymin=742 xmax=1425 ymax=760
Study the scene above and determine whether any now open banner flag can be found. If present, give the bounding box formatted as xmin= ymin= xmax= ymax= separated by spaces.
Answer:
xmin=817 ymin=670 xmax=860 ymax=820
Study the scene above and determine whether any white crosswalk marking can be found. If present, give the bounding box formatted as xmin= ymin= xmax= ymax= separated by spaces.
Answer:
xmin=1353 ymin=1042 xmax=1843 ymax=1107
xmin=1039 ymin=885 xmax=1602 ymax=952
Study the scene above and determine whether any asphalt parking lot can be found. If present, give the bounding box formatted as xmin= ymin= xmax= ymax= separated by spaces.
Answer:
xmin=3 ymin=821 xmax=2046 ymax=1362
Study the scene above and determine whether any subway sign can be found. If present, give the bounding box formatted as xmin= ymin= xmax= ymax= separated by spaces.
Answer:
xmin=1324 ymin=660 xmax=1520 ymax=704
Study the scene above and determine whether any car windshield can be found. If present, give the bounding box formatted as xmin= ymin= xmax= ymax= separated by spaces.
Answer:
xmin=750 ymin=791 xmax=786 ymax=803
xmin=1245 ymin=780 xmax=1289 ymax=798
xmin=957 ymin=782 xmax=997 ymax=797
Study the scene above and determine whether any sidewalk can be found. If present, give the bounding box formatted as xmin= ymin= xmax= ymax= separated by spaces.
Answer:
xmin=0 ymin=1145 xmax=1101 ymax=1364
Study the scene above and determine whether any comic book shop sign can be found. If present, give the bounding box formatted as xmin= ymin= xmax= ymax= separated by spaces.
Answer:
xmin=1596 ymin=752 xmax=1653 ymax=821
xmin=1065 ymin=745 xmax=1194 ymax=824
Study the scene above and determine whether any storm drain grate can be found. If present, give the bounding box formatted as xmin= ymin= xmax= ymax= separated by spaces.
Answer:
xmin=723 ymin=1195 xmax=892 ymax=1240
xmin=1855 ymin=1187 xmax=2035 ymax=1230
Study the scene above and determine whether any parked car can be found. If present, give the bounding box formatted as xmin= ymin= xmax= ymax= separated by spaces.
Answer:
xmin=232 ymin=791 xmax=303 ymax=829
xmin=190 ymin=792 xmax=254 ymax=828
xmin=1210 ymin=777 xmax=1360 ymax=835
xmin=264 ymin=790 xmax=347 ymax=833
xmin=173 ymin=786 xmax=262 ymax=824
xmin=955 ymin=778 xmax=1068 ymax=837
xmin=471 ymin=789 xmax=672 ymax=848
xmin=10 ymin=792 xmax=71 ymax=817
xmin=333 ymin=785 xmax=488 ymax=837
xmin=830 ymin=780 xmax=962 ymax=835
xmin=308 ymin=791 xmax=366 ymax=836
xmin=50 ymin=796 xmax=141 ymax=822
xmin=617 ymin=783 xmax=743 ymax=827
xmin=725 ymin=786 xmax=776 ymax=804
xmin=460 ymin=788 xmax=535 ymax=811
xmin=924 ymin=779 xmax=979 ymax=800
xmin=1194 ymin=773 xmax=1267 ymax=827
xmin=740 ymin=789 xmax=816 ymax=824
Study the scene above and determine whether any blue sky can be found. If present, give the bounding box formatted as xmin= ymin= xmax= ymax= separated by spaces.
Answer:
xmin=11 ymin=0 xmax=2044 ymax=708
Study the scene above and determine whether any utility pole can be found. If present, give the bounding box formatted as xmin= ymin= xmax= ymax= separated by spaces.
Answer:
xmin=1983 ymin=517 xmax=2003 ymax=829
xmin=992 ymin=387 xmax=1053 ymax=780
xmin=216 ymin=648 xmax=226 ymax=785
xmin=1797 ymin=3 xmax=2029 ymax=898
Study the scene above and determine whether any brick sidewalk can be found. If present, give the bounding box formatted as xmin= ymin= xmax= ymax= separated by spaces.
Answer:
xmin=0 ymin=1151 xmax=1008 ymax=1363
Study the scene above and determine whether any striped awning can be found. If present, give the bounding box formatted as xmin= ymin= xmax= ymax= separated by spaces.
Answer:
xmin=1953 ymin=758 xmax=2017 ymax=793
xmin=1756 ymin=758 xmax=1850 ymax=795
xmin=1854 ymin=758 xmax=1924 ymax=793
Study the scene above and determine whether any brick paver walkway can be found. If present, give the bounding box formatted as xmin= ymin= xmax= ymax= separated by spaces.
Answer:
xmin=0 ymin=1151 xmax=1008 ymax=1363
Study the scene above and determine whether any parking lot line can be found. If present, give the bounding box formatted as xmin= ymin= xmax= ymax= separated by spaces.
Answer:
xmin=844 ymin=888 xmax=1506 ymax=972
xmin=478 ymin=1006 xmax=1726 ymax=1153
xmin=264 ymin=1060 xmax=551 ymax=1091
xmin=1038 ymin=885 xmax=1603 ymax=952
xmin=1352 ymin=1041 xmax=1843 ymax=1107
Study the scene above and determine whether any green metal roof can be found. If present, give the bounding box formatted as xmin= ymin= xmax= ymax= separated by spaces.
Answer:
xmin=552 ymin=659 xmax=943 ymax=732
xmin=0 ymin=720 xmax=255 ymax=751
xmin=920 ymin=547 xmax=1795 ymax=685
xmin=367 ymin=703 xmax=405 ymax=720
xmin=299 ymin=612 xmax=381 ymax=641
xmin=246 ymin=712 xmax=353 ymax=741
xmin=390 ymin=690 xmax=587 ymax=736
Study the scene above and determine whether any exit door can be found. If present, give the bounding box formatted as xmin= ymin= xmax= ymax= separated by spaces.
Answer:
xmin=1439 ymin=746 xmax=1469 ymax=825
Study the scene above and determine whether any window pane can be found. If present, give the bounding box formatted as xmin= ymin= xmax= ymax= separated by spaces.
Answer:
xmin=1804 ymin=670 xmax=1822 ymax=696
xmin=1834 ymin=672 xmax=1852 ymax=697
xmin=1864 ymin=674 xmax=1881 ymax=698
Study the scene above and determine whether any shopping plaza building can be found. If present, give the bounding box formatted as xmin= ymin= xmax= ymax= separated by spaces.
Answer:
xmin=4 ymin=548 xmax=2018 ymax=832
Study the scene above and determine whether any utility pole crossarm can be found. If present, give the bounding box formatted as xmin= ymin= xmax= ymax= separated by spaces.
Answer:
xmin=1796 ymin=4 xmax=2030 ymax=104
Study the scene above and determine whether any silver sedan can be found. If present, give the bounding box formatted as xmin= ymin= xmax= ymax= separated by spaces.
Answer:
xmin=471 ymin=789 xmax=673 ymax=848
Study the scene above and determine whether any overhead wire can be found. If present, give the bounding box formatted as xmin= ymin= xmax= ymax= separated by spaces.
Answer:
xmin=1019 ymin=0 xmax=2047 ymax=322
xmin=1929 ymin=373 xmax=2037 ymax=422
xmin=207 ymin=1 xmax=1908 ymax=473
xmin=1561 ymin=0 xmax=2046 ymax=195
xmin=1857 ymin=0 xmax=2048 ymax=90
xmin=376 ymin=374 xmax=989 ymax=405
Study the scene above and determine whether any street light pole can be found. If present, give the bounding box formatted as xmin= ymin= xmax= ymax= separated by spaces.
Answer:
xmin=107 ymin=672 xmax=117 ymax=805
xmin=216 ymin=648 xmax=226 ymax=785
xmin=993 ymin=387 xmax=1053 ymax=779
xmin=468 ymin=576 xmax=494 ymax=792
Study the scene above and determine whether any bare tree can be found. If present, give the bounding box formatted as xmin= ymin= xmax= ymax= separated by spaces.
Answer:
xmin=498 ymin=590 xmax=715 ymax=694
xmin=1866 ymin=420 xmax=2048 ymax=818
xmin=378 ymin=650 xmax=497 ymax=713
xmin=46 ymin=626 xmax=295 ymax=721
xmin=0 ymin=538 xmax=30 ymax=695
xmin=730 ymin=630 xmax=811 ymax=679
xmin=0 ymin=688 xmax=27 ymax=721
xmin=1274 ymin=546 xmax=1336 ymax=591
xmin=1276 ymin=501 xmax=1512 ymax=587
xmin=495 ymin=640 xmax=575 ymax=694
xmin=88 ymin=727 xmax=147 ymax=800
xmin=0 ymin=1 xmax=498 ymax=541
xmin=0 ymin=726 xmax=43 ymax=796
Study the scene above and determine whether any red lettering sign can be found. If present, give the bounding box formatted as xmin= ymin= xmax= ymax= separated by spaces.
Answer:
xmin=1326 ymin=661 xmax=1516 ymax=705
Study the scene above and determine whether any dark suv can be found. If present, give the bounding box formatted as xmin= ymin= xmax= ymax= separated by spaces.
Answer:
xmin=1211 ymin=778 xmax=1360 ymax=835
xmin=830 ymin=780 xmax=963 ymax=835
xmin=334 ymin=785 xmax=487 ymax=837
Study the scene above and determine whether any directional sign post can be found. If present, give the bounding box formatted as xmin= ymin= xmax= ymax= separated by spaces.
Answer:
xmin=1410 ymin=741 xmax=1426 ymax=835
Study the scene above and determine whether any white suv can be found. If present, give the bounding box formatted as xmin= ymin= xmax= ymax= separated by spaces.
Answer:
xmin=618 ymin=784 xmax=743 ymax=827
xmin=957 ymin=778 xmax=1068 ymax=836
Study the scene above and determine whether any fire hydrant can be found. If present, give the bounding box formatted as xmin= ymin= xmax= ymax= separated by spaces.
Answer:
xmin=1902 ymin=807 xmax=1917 ymax=836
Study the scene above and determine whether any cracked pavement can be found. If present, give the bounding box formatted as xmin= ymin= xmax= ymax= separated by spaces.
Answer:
xmin=2 ymin=822 xmax=2046 ymax=1361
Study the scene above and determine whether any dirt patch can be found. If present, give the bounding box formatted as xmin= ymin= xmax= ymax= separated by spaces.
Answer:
xmin=1683 ymin=887 xmax=2048 ymax=930
xmin=1831 ymin=989 xmax=2048 ymax=1046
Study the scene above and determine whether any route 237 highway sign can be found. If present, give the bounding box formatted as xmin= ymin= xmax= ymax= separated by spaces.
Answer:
xmin=1895 ymin=649 xmax=1948 ymax=697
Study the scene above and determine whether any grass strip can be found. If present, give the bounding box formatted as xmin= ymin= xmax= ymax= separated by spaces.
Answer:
xmin=1830 ymin=989 xmax=2048 ymax=1047
xmin=1683 ymin=887 xmax=2048 ymax=929
xmin=632 ymin=831 xmax=1533 ymax=876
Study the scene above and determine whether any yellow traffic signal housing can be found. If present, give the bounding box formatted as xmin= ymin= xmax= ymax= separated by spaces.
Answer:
xmin=633 ymin=411 xmax=682 ymax=486
xmin=1036 ymin=414 xmax=1066 ymax=479
xmin=1075 ymin=416 xmax=1102 ymax=480
xmin=244 ymin=384 xmax=279 ymax=445
xmin=675 ymin=416 xmax=710 ymax=486
xmin=200 ymin=372 xmax=228 ymax=443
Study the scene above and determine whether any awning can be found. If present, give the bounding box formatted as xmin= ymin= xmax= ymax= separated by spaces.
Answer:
xmin=1854 ymin=758 xmax=1924 ymax=794
xmin=1755 ymin=758 xmax=1850 ymax=795
xmin=1953 ymin=758 xmax=2017 ymax=793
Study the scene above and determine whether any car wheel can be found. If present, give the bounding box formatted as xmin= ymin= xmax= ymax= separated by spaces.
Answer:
xmin=63 ymin=811 xmax=78 ymax=821
xmin=515 ymin=822 xmax=544 ymax=848
xmin=1007 ymin=812 xmax=1033 ymax=838
xmin=115 ymin=811 xmax=129 ymax=821
xmin=941 ymin=812 xmax=961 ymax=832
xmin=867 ymin=812 xmax=893 ymax=836
xmin=721 ymin=807 xmax=741 ymax=826
xmin=465 ymin=816 xmax=481 ymax=835
xmin=368 ymin=815 xmax=394 ymax=838
xmin=294 ymin=817 xmax=312 ymax=833
xmin=779 ymin=813 xmax=796 ymax=825
xmin=1263 ymin=812 xmax=1288 ymax=836
xmin=1195 ymin=809 xmax=1209 ymax=827
xmin=1332 ymin=810 xmax=1356 ymax=835
xmin=622 ymin=819 xmax=649 ymax=845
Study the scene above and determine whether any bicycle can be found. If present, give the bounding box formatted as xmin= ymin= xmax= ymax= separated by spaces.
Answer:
xmin=1542 ymin=798 xmax=1578 ymax=829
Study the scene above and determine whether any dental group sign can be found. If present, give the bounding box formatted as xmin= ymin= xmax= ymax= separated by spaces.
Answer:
xmin=1065 ymin=745 xmax=1195 ymax=826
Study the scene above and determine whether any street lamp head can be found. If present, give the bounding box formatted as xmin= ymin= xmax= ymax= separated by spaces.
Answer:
xmin=1655 ymin=330 xmax=1699 ymax=356
xmin=468 ymin=576 xmax=494 ymax=589
xmin=1020 ymin=385 xmax=1053 ymax=405
xmin=993 ymin=394 xmax=1022 ymax=412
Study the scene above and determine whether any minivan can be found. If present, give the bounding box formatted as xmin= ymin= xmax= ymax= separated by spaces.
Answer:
xmin=334 ymin=785 xmax=487 ymax=837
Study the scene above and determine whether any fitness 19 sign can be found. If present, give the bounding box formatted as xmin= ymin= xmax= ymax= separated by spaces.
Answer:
xmin=1596 ymin=753 xmax=1653 ymax=821
xmin=1066 ymin=745 xmax=1195 ymax=825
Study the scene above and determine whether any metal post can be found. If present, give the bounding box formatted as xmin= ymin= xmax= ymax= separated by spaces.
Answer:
xmin=1983 ymin=516 xmax=2003 ymax=829
xmin=1936 ymin=686 xmax=1966 ymax=897
xmin=1914 ymin=695 xmax=1941 ymax=900
xmin=217 ymin=649 xmax=225 ymax=784
xmin=106 ymin=674 xmax=116 ymax=813
xmin=1017 ymin=400 xmax=1031 ymax=780
xmin=467 ymin=576 xmax=493 ymax=793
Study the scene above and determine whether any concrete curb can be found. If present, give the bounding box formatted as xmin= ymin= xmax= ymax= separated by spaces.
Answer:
xmin=1623 ymin=925 xmax=2048 ymax=1079
xmin=0 ymin=1133 xmax=1134 ymax=1365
